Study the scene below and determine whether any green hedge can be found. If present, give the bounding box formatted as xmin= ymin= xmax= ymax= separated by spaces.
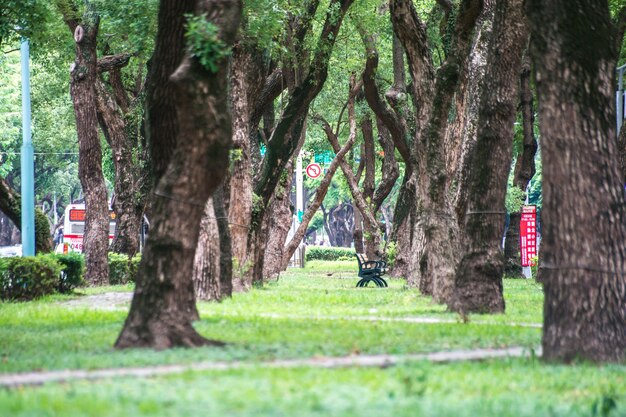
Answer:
xmin=0 ymin=255 xmax=63 ymax=301
xmin=0 ymin=251 xmax=143 ymax=301
xmin=305 ymin=246 xmax=355 ymax=262
xmin=108 ymin=253 xmax=141 ymax=285
xmin=50 ymin=253 xmax=85 ymax=294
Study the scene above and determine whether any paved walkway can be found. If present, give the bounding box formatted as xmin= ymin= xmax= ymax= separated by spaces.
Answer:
xmin=61 ymin=292 xmax=542 ymax=328
xmin=60 ymin=292 xmax=133 ymax=310
xmin=0 ymin=346 xmax=540 ymax=388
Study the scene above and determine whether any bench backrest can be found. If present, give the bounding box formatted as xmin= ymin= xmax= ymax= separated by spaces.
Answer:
xmin=355 ymin=253 xmax=368 ymax=269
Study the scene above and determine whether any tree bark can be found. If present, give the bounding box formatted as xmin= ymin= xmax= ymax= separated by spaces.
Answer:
xmin=193 ymin=198 xmax=221 ymax=301
xmin=213 ymin=184 xmax=233 ymax=298
xmin=263 ymin=160 xmax=296 ymax=279
xmin=528 ymin=0 xmax=626 ymax=362
xmin=372 ymin=120 xmax=399 ymax=214
xmin=391 ymin=0 xmax=482 ymax=302
xmin=387 ymin=0 xmax=437 ymax=281
xmin=144 ymin=0 xmax=195 ymax=184
xmin=191 ymin=184 xmax=233 ymax=302
xmin=115 ymin=0 xmax=241 ymax=349
xmin=66 ymin=7 xmax=110 ymax=285
xmin=0 ymin=177 xmax=52 ymax=253
xmin=504 ymin=53 xmax=537 ymax=277
xmin=359 ymin=27 xmax=411 ymax=164
xmin=449 ymin=1 xmax=495 ymax=228
xmin=95 ymin=78 xmax=144 ymax=258
xmin=450 ymin=0 xmax=528 ymax=314
xmin=362 ymin=117 xmax=376 ymax=206
xmin=228 ymin=44 xmax=254 ymax=288
xmin=0 ymin=211 xmax=20 ymax=246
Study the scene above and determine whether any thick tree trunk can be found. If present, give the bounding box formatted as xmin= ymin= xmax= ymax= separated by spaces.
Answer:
xmin=0 ymin=177 xmax=52 ymax=252
xmin=0 ymin=212 xmax=18 ymax=246
xmin=451 ymin=2 xmax=495 ymax=227
xmin=115 ymin=0 xmax=241 ymax=349
xmin=503 ymin=212 xmax=522 ymax=276
xmin=528 ymin=0 xmax=626 ymax=362
xmin=193 ymin=198 xmax=221 ymax=301
xmin=389 ymin=171 xmax=416 ymax=278
xmin=504 ymin=54 xmax=537 ymax=277
xmin=388 ymin=0 xmax=434 ymax=283
xmin=352 ymin=208 xmax=364 ymax=253
xmin=144 ymin=1 xmax=195 ymax=184
xmin=328 ymin=203 xmax=354 ymax=247
xmin=393 ymin=0 xmax=482 ymax=302
xmin=228 ymin=45 xmax=254 ymax=288
xmin=263 ymin=160 xmax=295 ymax=279
xmin=67 ymin=10 xmax=110 ymax=285
xmin=321 ymin=204 xmax=335 ymax=245
xmin=213 ymin=185 xmax=233 ymax=298
xmin=95 ymin=79 xmax=144 ymax=257
xmin=450 ymin=0 xmax=528 ymax=314
xmin=192 ymin=186 xmax=232 ymax=302
xmin=618 ymin=117 xmax=626 ymax=182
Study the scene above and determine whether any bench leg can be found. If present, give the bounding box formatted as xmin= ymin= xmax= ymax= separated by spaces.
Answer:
xmin=373 ymin=276 xmax=388 ymax=287
xmin=356 ymin=275 xmax=388 ymax=288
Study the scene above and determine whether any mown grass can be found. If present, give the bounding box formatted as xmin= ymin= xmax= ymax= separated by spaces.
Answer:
xmin=0 ymin=261 xmax=542 ymax=373
xmin=1 ymin=359 xmax=625 ymax=417
xmin=1 ymin=260 xmax=625 ymax=416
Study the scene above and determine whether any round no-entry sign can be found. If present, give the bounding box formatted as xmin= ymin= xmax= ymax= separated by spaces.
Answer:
xmin=305 ymin=163 xmax=322 ymax=179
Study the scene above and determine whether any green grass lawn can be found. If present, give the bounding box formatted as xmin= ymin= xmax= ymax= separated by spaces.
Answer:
xmin=1 ymin=260 xmax=624 ymax=416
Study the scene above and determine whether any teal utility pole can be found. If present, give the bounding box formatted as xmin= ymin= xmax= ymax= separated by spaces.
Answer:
xmin=21 ymin=38 xmax=35 ymax=256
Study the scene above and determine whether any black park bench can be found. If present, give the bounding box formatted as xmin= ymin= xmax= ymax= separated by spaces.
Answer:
xmin=355 ymin=253 xmax=388 ymax=288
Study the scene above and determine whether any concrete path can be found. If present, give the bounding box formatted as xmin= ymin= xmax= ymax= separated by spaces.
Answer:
xmin=61 ymin=292 xmax=542 ymax=328
xmin=0 ymin=346 xmax=540 ymax=388
xmin=248 ymin=312 xmax=542 ymax=328
xmin=60 ymin=292 xmax=133 ymax=310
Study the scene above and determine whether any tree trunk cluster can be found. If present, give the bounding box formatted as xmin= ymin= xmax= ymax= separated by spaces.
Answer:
xmin=102 ymin=0 xmax=626 ymax=365
xmin=116 ymin=0 xmax=241 ymax=349
xmin=57 ymin=0 xmax=149 ymax=285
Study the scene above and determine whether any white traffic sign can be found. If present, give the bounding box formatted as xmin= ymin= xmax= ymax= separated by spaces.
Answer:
xmin=305 ymin=163 xmax=322 ymax=179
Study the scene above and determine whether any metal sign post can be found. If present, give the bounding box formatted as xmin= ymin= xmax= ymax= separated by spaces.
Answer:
xmin=20 ymin=39 xmax=35 ymax=256
xmin=520 ymin=205 xmax=537 ymax=278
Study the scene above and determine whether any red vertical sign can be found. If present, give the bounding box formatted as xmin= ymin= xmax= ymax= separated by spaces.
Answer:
xmin=519 ymin=205 xmax=537 ymax=267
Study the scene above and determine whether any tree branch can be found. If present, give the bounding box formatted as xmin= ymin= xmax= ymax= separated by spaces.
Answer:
xmin=358 ymin=24 xmax=412 ymax=164
xmin=97 ymin=52 xmax=134 ymax=73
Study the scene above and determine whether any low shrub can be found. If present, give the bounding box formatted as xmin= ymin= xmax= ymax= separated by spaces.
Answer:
xmin=305 ymin=246 xmax=355 ymax=262
xmin=129 ymin=255 xmax=141 ymax=282
xmin=108 ymin=253 xmax=141 ymax=285
xmin=50 ymin=253 xmax=85 ymax=293
xmin=385 ymin=241 xmax=397 ymax=269
xmin=530 ymin=255 xmax=539 ymax=280
xmin=0 ymin=255 xmax=63 ymax=301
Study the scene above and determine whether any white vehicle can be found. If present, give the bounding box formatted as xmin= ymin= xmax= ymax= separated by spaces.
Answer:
xmin=0 ymin=245 xmax=22 ymax=258
xmin=58 ymin=204 xmax=116 ymax=253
